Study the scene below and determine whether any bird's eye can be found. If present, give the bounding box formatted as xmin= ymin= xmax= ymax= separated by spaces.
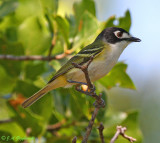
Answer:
xmin=116 ymin=32 xmax=123 ymax=38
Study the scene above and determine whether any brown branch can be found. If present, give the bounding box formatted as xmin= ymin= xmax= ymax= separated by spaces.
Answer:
xmin=70 ymin=56 xmax=105 ymax=143
xmin=110 ymin=126 xmax=137 ymax=143
xmin=98 ymin=123 xmax=105 ymax=143
xmin=0 ymin=53 xmax=67 ymax=61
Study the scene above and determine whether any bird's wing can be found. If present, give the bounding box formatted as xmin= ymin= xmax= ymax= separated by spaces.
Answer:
xmin=48 ymin=42 xmax=105 ymax=83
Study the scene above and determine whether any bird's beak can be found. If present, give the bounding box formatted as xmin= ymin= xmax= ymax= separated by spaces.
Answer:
xmin=128 ymin=37 xmax=141 ymax=42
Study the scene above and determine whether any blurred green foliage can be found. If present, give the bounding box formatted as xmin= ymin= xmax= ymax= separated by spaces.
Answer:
xmin=0 ymin=0 xmax=142 ymax=142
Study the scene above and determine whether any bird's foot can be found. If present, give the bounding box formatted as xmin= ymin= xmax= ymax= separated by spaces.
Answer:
xmin=67 ymin=80 xmax=87 ymax=85
xmin=67 ymin=79 xmax=96 ymax=96
xmin=75 ymin=84 xmax=95 ymax=96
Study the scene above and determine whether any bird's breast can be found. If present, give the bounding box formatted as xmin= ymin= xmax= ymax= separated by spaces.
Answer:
xmin=88 ymin=45 xmax=124 ymax=81
xmin=65 ymin=44 xmax=124 ymax=85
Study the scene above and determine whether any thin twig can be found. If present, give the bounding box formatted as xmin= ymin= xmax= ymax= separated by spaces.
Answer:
xmin=26 ymin=128 xmax=32 ymax=136
xmin=48 ymin=38 xmax=56 ymax=58
xmin=110 ymin=126 xmax=137 ymax=143
xmin=0 ymin=119 xmax=13 ymax=124
xmin=70 ymin=56 xmax=105 ymax=143
xmin=98 ymin=123 xmax=105 ymax=143
xmin=48 ymin=32 xmax=57 ymax=58
xmin=72 ymin=136 xmax=77 ymax=143
xmin=0 ymin=53 xmax=67 ymax=61
xmin=46 ymin=119 xmax=77 ymax=132
xmin=23 ymin=128 xmax=32 ymax=143
xmin=47 ymin=119 xmax=66 ymax=131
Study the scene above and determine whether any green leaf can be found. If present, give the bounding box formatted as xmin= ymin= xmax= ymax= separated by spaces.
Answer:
xmin=0 ymin=99 xmax=15 ymax=119
xmin=103 ymin=10 xmax=131 ymax=32
xmin=45 ymin=12 xmax=54 ymax=35
xmin=0 ymin=0 xmax=19 ymax=18
xmin=73 ymin=11 xmax=99 ymax=52
xmin=54 ymin=16 xmax=69 ymax=47
xmin=18 ymin=16 xmax=51 ymax=55
xmin=13 ymin=80 xmax=40 ymax=98
xmin=78 ymin=12 xmax=98 ymax=38
xmin=118 ymin=10 xmax=131 ymax=32
xmin=12 ymin=106 xmax=44 ymax=136
xmin=40 ymin=0 xmax=58 ymax=14
xmin=0 ymin=39 xmax=24 ymax=77
xmin=0 ymin=13 xmax=19 ymax=30
xmin=0 ymin=122 xmax=25 ymax=137
xmin=69 ymin=88 xmax=89 ymax=119
xmin=73 ymin=0 xmax=96 ymax=23
xmin=103 ymin=16 xmax=116 ymax=28
xmin=66 ymin=15 xmax=77 ymax=38
xmin=0 ymin=66 xmax=16 ymax=95
xmin=13 ymin=80 xmax=52 ymax=127
xmin=52 ymin=88 xmax=70 ymax=116
xmin=30 ymin=93 xmax=53 ymax=124
xmin=51 ymin=40 xmax=64 ymax=56
xmin=99 ymin=62 xmax=136 ymax=89
xmin=15 ymin=0 xmax=43 ymax=22
xmin=5 ymin=27 xmax=18 ymax=42
xmin=24 ymin=62 xmax=46 ymax=81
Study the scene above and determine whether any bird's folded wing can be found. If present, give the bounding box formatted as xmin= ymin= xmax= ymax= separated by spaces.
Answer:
xmin=48 ymin=43 xmax=105 ymax=83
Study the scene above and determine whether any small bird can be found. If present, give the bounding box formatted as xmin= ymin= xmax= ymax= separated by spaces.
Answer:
xmin=22 ymin=27 xmax=141 ymax=108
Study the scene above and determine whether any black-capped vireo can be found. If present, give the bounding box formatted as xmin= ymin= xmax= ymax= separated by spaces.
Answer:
xmin=22 ymin=27 xmax=141 ymax=108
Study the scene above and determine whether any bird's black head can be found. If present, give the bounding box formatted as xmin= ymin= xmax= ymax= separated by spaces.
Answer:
xmin=96 ymin=27 xmax=141 ymax=44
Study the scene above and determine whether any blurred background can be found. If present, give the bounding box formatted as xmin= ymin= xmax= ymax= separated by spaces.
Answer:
xmin=0 ymin=0 xmax=159 ymax=143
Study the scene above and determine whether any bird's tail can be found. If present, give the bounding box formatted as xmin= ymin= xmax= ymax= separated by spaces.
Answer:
xmin=22 ymin=76 xmax=68 ymax=108
xmin=22 ymin=85 xmax=52 ymax=108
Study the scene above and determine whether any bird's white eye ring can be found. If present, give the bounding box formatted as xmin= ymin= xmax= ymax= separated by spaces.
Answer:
xmin=116 ymin=32 xmax=123 ymax=38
